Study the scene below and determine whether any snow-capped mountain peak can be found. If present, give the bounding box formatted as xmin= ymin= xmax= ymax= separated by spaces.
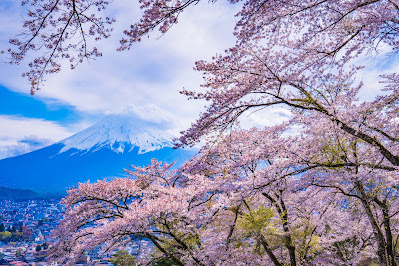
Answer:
xmin=0 ymin=112 xmax=196 ymax=192
xmin=58 ymin=113 xmax=174 ymax=154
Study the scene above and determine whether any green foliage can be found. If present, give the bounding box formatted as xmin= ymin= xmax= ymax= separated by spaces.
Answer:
xmin=292 ymin=223 xmax=321 ymax=263
xmin=0 ymin=231 xmax=11 ymax=241
xmin=0 ymin=222 xmax=4 ymax=232
xmin=109 ymin=250 xmax=136 ymax=266
xmin=178 ymin=232 xmax=201 ymax=249
xmin=12 ymin=231 xmax=23 ymax=241
xmin=152 ymin=256 xmax=179 ymax=266
xmin=239 ymin=206 xmax=275 ymax=232
xmin=0 ymin=231 xmax=24 ymax=242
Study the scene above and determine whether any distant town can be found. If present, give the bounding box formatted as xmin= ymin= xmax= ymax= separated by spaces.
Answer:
xmin=0 ymin=199 xmax=143 ymax=266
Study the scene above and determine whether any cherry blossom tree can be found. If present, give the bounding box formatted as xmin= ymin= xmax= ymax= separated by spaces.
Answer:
xmin=48 ymin=129 xmax=324 ymax=265
xmin=6 ymin=0 xmax=399 ymax=265
xmin=49 ymin=121 xmax=397 ymax=265
xmin=293 ymin=108 xmax=399 ymax=265
xmin=3 ymin=0 xmax=115 ymax=94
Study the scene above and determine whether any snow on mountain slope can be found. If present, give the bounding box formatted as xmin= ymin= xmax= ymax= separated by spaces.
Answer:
xmin=59 ymin=113 xmax=174 ymax=154
xmin=0 ymin=112 xmax=196 ymax=193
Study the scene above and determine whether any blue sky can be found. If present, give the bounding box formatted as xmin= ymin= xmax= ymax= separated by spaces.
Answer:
xmin=0 ymin=0 xmax=395 ymax=160
xmin=0 ymin=86 xmax=81 ymax=123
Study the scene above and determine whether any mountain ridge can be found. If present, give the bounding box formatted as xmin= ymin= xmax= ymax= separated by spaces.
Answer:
xmin=58 ymin=113 xmax=175 ymax=155
xmin=0 ymin=186 xmax=41 ymax=200
xmin=0 ymin=113 xmax=196 ymax=192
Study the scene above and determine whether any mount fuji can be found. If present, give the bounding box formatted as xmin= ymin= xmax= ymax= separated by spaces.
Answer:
xmin=0 ymin=113 xmax=196 ymax=194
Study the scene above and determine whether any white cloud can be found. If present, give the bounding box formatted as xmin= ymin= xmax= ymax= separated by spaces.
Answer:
xmin=344 ymin=42 xmax=399 ymax=101
xmin=0 ymin=115 xmax=74 ymax=159
xmin=1 ymin=136 xmax=53 ymax=159
xmin=244 ymin=107 xmax=292 ymax=128
xmin=0 ymin=0 xmax=241 ymax=131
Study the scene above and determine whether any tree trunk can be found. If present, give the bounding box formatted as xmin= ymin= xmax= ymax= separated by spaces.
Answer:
xmin=355 ymin=182 xmax=388 ymax=265
xmin=258 ymin=233 xmax=283 ymax=266
xmin=262 ymin=192 xmax=297 ymax=266
xmin=375 ymin=198 xmax=397 ymax=266
xmin=280 ymin=196 xmax=297 ymax=266
xmin=146 ymin=233 xmax=185 ymax=266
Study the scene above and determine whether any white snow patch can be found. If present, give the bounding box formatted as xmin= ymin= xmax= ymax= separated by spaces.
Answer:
xmin=58 ymin=112 xmax=174 ymax=154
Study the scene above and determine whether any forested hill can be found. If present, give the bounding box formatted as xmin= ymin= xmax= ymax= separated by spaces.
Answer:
xmin=0 ymin=186 xmax=41 ymax=200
